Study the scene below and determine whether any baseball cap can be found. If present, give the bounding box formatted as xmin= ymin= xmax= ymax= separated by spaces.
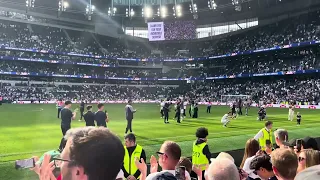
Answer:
xmin=294 ymin=165 xmax=320 ymax=180
xmin=302 ymin=137 xmax=319 ymax=150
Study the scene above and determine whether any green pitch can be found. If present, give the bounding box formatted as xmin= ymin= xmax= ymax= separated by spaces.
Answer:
xmin=1 ymin=103 xmax=320 ymax=180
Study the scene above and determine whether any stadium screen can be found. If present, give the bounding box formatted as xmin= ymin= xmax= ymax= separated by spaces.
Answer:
xmin=148 ymin=21 xmax=197 ymax=41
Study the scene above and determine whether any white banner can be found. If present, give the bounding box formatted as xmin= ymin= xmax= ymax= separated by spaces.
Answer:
xmin=148 ymin=22 xmax=165 ymax=41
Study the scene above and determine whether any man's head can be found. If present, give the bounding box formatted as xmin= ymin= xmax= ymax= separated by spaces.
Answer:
xmin=65 ymin=101 xmax=72 ymax=108
xmin=274 ymin=129 xmax=289 ymax=147
xmin=195 ymin=127 xmax=208 ymax=140
xmin=302 ymin=137 xmax=319 ymax=150
xmin=271 ymin=149 xmax=298 ymax=180
xmin=227 ymin=112 xmax=232 ymax=116
xmin=125 ymin=133 xmax=136 ymax=148
xmin=128 ymin=100 xmax=132 ymax=105
xmin=157 ymin=141 xmax=181 ymax=170
xmin=60 ymin=127 xmax=124 ymax=180
xmin=206 ymin=158 xmax=239 ymax=180
xmin=265 ymin=121 xmax=273 ymax=129
xmin=97 ymin=103 xmax=104 ymax=111
xmin=86 ymin=105 xmax=92 ymax=111
xmin=250 ymin=155 xmax=274 ymax=179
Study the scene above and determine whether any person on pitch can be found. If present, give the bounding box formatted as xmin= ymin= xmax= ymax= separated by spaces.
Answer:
xmin=160 ymin=99 xmax=165 ymax=118
xmin=163 ymin=100 xmax=170 ymax=124
xmin=125 ymin=100 xmax=137 ymax=135
xmin=296 ymin=112 xmax=302 ymax=126
xmin=221 ymin=112 xmax=232 ymax=127
xmin=83 ymin=105 xmax=95 ymax=126
xmin=56 ymin=99 xmax=64 ymax=118
xmin=79 ymin=100 xmax=85 ymax=121
xmin=206 ymin=100 xmax=212 ymax=113
xmin=58 ymin=100 xmax=77 ymax=151
xmin=288 ymin=103 xmax=295 ymax=121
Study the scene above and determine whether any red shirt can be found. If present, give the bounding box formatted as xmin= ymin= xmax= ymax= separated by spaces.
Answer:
xmin=57 ymin=174 xmax=62 ymax=180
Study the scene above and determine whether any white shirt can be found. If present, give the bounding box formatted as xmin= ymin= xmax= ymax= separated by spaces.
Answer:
xmin=146 ymin=170 xmax=191 ymax=180
xmin=254 ymin=127 xmax=270 ymax=140
xmin=183 ymin=102 xmax=188 ymax=109
xmin=116 ymin=170 xmax=125 ymax=179
xmin=160 ymin=102 xmax=165 ymax=110
xmin=221 ymin=114 xmax=229 ymax=123
xmin=243 ymin=156 xmax=261 ymax=179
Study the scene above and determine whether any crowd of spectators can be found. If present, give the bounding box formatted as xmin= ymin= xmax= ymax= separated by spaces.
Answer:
xmin=0 ymin=46 xmax=319 ymax=79
xmin=29 ymin=125 xmax=320 ymax=180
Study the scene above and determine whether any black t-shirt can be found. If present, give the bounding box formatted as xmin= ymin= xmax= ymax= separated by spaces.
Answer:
xmin=95 ymin=111 xmax=107 ymax=127
xmin=84 ymin=111 xmax=95 ymax=126
xmin=61 ymin=108 xmax=73 ymax=127
xmin=80 ymin=102 xmax=85 ymax=109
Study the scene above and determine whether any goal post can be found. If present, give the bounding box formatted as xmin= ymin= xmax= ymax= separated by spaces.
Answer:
xmin=220 ymin=95 xmax=251 ymax=104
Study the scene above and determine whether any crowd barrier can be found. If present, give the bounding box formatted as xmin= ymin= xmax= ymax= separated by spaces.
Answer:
xmin=11 ymin=100 xmax=320 ymax=109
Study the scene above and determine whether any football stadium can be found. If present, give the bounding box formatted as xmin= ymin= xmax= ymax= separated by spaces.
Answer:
xmin=1 ymin=0 xmax=320 ymax=180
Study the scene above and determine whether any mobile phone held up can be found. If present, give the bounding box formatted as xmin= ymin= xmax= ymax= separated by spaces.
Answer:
xmin=296 ymin=139 xmax=302 ymax=152
xmin=15 ymin=158 xmax=35 ymax=169
xmin=175 ymin=166 xmax=186 ymax=180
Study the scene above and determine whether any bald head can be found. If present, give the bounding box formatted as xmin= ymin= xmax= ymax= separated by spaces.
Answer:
xmin=206 ymin=158 xmax=239 ymax=180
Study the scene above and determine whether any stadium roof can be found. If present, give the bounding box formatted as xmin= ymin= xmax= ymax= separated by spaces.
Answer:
xmin=0 ymin=0 xmax=319 ymax=26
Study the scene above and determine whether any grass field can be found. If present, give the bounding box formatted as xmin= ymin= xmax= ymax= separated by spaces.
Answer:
xmin=1 ymin=103 xmax=320 ymax=180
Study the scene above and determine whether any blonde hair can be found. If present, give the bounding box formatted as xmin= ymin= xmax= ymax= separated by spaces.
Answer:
xmin=303 ymin=149 xmax=320 ymax=168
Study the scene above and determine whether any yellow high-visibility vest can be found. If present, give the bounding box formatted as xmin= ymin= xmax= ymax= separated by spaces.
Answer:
xmin=192 ymin=142 xmax=209 ymax=170
xmin=123 ymin=145 xmax=143 ymax=179
xmin=258 ymin=128 xmax=273 ymax=150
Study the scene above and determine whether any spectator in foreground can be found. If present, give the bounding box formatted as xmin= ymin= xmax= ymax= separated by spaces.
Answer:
xmin=192 ymin=127 xmax=211 ymax=178
xmin=122 ymin=133 xmax=146 ymax=180
xmin=38 ymin=127 xmax=124 ymax=180
xmin=301 ymin=137 xmax=319 ymax=150
xmin=274 ymin=129 xmax=289 ymax=149
xmin=250 ymin=155 xmax=277 ymax=180
xmin=178 ymin=157 xmax=193 ymax=174
xmin=297 ymin=149 xmax=320 ymax=173
xmin=241 ymin=138 xmax=260 ymax=179
xmin=205 ymin=157 xmax=239 ymax=180
xmin=294 ymin=164 xmax=320 ymax=180
xmin=270 ymin=149 xmax=298 ymax=180
xmin=145 ymin=141 xmax=191 ymax=180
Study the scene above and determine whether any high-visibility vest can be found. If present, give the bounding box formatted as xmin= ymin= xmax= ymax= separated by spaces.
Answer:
xmin=123 ymin=145 xmax=143 ymax=179
xmin=192 ymin=142 xmax=209 ymax=170
xmin=258 ymin=128 xmax=273 ymax=150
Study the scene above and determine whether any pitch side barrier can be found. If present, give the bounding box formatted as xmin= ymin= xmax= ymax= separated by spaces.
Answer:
xmin=11 ymin=100 xmax=320 ymax=109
